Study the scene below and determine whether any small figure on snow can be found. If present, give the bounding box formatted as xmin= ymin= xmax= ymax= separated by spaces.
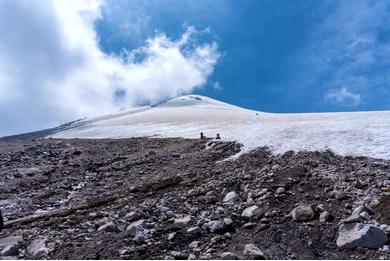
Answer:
xmin=216 ymin=133 xmax=221 ymax=140
xmin=200 ymin=132 xmax=206 ymax=139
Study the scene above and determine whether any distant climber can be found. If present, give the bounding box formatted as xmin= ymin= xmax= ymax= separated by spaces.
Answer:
xmin=200 ymin=132 xmax=206 ymax=139
xmin=216 ymin=133 xmax=221 ymax=140
xmin=0 ymin=209 xmax=3 ymax=232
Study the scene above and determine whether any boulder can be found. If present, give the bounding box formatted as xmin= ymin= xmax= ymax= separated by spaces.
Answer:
xmin=241 ymin=206 xmax=261 ymax=220
xmin=243 ymin=243 xmax=265 ymax=259
xmin=223 ymin=191 xmax=239 ymax=204
xmin=126 ymin=219 xmax=145 ymax=237
xmin=1 ymin=245 xmax=19 ymax=257
xmin=27 ymin=238 xmax=49 ymax=259
xmin=0 ymin=236 xmax=23 ymax=257
xmin=337 ymin=223 xmax=388 ymax=249
xmin=291 ymin=205 xmax=315 ymax=221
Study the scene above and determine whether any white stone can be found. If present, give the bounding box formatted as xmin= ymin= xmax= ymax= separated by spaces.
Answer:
xmin=189 ymin=241 xmax=199 ymax=249
xmin=221 ymin=252 xmax=238 ymax=260
xmin=223 ymin=191 xmax=239 ymax=204
xmin=97 ymin=221 xmax=117 ymax=232
xmin=27 ymin=238 xmax=49 ymax=258
xmin=241 ymin=206 xmax=260 ymax=220
xmin=173 ymin=216 xmax=191 ymax=228
xmin=243 ymin=243 xmax=265 ymax=259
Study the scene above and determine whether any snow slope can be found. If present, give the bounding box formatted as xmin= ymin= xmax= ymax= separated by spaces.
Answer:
xmin=51 ymin=95 xmax=390 ymax=159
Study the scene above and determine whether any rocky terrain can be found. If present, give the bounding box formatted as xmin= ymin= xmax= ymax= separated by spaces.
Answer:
xmin=0 ymin=137 xmax=389 ymax=259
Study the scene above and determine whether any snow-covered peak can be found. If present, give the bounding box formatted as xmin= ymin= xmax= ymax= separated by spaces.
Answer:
xmin=155 ymin=95 xmax=237 ymax=109
xmin=51 ymin=95 xmax=390 ymax=160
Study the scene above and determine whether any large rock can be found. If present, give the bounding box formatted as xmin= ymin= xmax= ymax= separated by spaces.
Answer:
xmin=243 ymin=243 xmax=265 ymax=259
xmin=27 ymin=238 xmax=49 ymax=259
xmin=126 ymin=219 xmax=145 ymax=237
xmin=290 ymin=205 xmax=315 ymax=221
xmin=0 ymin=236 xmax=23 ymax=257
xmin=223 ymin=191 xmax=239 ymax=204
xmin=241 ymin=206 xmax=261 ymax=220
xmin=336 ymin=223 xmax=388 ymax=249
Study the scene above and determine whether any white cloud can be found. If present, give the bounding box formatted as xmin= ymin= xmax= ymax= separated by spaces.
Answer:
xmin=324 ymin=87 xmax=361 ymax=106
xmin=0 ymin=0 xmax=220 ymax=136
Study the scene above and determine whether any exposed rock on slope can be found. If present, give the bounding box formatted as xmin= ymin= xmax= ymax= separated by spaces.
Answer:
xmin=0 ymin=138 xmax=389 ymax=259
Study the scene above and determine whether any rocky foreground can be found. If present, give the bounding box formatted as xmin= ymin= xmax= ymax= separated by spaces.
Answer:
xmin=0 ymin=137 xmax=389 ymax=259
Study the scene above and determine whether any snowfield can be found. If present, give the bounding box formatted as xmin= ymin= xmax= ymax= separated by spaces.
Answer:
xmin=51 ymin=95 xmax=390 ymax=159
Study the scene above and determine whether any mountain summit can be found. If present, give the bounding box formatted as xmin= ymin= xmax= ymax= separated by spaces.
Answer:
xmin=49 ymin=95 xmax=390 ymax=160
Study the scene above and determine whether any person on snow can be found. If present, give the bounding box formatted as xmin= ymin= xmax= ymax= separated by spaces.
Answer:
xmin=200 ymin=132 xmax=206 ymax=139
xmin=216 ymin=133 xmax=221 ymax=140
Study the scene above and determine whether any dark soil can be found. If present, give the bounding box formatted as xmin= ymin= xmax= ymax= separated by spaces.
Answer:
xmin=0 ymin=138 xmax=389 ymax=259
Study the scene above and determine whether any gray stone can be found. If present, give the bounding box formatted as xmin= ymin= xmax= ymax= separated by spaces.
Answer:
xmin=97 ymin=221 xmax=117 ymax=232
xmin=0 ymin=245 xmax=19 ymax=257
xmin=223 ymin=217 xmax=233 ymax=226
xmin=221 ymin=252 xmax=238 ymax=260
xmin=319 ymin=211 xmax=331 ymax=222
xmin=241 ymin=206 xmax=261 ymax=220
xmin=330 ymin=190 xmax=348 ymax=200
xmin=166 ymin=211 xmax=176 ymax=218
xmin=343 ymin=206 xmax=374 ymax=223
xmin=186 ymin=226 xmax=200 ymax=234
xmin=171 ymin=251 xmax=187 ymax=259
xmin=167 ymin=232 xmax=176 ymax=240
xmin=0 ymin=237 xmax=23 ymax=249
xmin=223 ymin=191 xmax=239 ymax=204
xmin=189 ymin=241 xmax=200 ymax=249
xmin=206 ymin=220 xmax=225 ymax=233
xmin=133 ymin=232 xmax=146 ymax=245
xmin=243 ymin=243 xmax=265 ymax=259
xmin=126 ymin=219 xmax=145 ymax=237
xmin=173 ymin=216 xmax=191 ymax=228
xmin=275 ymin=187 xmax=285 ymax=195
xmin=27 ymin=238 xmax=49 ymax=258
xmin=291 ymin=205 xmax=315 ymax=221
xmin=125 ymin=211 xmax=141 ymax=222
xmin=337 ymin=223 xmax=388 ymax=249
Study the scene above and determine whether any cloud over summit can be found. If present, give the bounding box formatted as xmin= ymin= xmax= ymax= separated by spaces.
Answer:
xmin=0 ymin=0 xmax=219 ymax=136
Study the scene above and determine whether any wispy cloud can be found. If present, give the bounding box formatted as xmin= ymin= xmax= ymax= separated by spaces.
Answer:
xmin=0 ymin=0 xmax=220 ymax=136
xmin=291 ymin=0 xmax=390 ymax=109
xmin=324 ymin=87 xmax=361 ymax=106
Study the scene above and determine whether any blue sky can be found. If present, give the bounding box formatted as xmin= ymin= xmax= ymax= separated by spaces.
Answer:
xmin=1 ymin=0 xmax=390 ymax=136
xmin=97 ymin=0 xmax=390 ymax=113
